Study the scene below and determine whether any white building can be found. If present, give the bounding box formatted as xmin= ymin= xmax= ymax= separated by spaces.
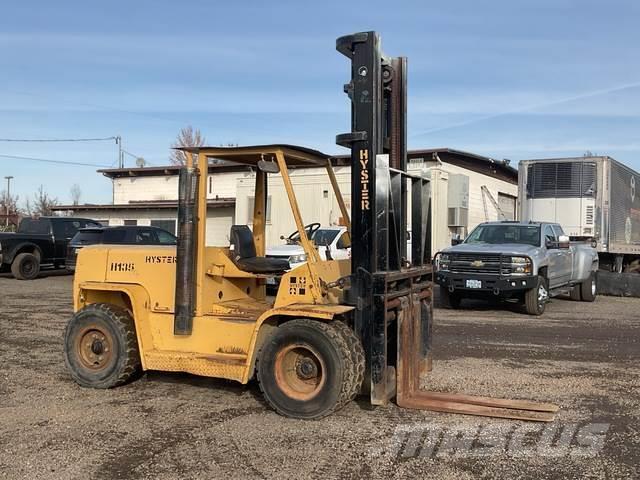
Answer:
xmin=54 ymin=147 xmax=517 ymax=253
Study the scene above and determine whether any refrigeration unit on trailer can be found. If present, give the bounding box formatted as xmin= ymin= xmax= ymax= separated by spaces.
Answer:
xmin=518 ymin=156 xmax=640 ymax=272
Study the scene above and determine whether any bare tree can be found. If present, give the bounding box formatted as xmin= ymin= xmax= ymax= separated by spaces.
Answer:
xmin=0 ymin=190 xmax=20 ymax=230
xmin=70 ymin=184 xmax=82 ymax=205
xmin=170 ymin=126 xmax=206 ymax=165
xmin=25 ymin=185 xmax=59 ymax=216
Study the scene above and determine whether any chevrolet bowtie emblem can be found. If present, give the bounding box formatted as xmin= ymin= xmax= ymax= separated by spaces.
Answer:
xmin=471 ymin=260 xmax=484 ymax=267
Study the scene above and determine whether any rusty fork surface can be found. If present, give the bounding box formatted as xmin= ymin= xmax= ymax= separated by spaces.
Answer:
xmin=396 ymin=290 xmax=559 ymax=422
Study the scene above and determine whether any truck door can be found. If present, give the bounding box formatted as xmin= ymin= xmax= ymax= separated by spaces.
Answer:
xmin=543 ymin=225 xmax=560 ymax=287
xmin=552 ymin=224 xmax=573 ymax=285
xmin=53 ymin=220 xmax=82 ymax=261
xmin=543 ymin=224 xmax=569 ymax=288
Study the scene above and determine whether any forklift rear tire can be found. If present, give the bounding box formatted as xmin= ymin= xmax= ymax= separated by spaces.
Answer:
xmin=525 ymin=276 xmax=548 ymax=316
xmin=64 ymin=303 xmax=141 ymax=389
xmin=440 ymin=288 xmax=462 ymax=309
xmin=580 ymin=272 xmax=597 ymax=302
xmin=257 ymin=319 xmax=360 ymax=419
xmin=11 ymin=252 xmax=40 ymax=280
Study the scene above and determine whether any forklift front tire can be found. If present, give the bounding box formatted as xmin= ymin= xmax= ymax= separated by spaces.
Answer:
xmin=64 ymin=303 xmax=141 ymax=389
xmin=257 ymin=319 xmax=359 ymax=419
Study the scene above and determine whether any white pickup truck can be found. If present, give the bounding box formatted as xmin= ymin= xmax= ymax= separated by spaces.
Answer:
xmin=265 ymin=224 xmax=350 ymax=274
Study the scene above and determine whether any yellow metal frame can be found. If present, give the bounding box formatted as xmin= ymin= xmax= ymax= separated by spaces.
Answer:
xmin=73 ymin=144 xmax=354 ymax=385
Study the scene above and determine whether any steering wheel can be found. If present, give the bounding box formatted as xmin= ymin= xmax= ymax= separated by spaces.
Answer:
xmin=286 ymin=222 xmax=321 ymax=244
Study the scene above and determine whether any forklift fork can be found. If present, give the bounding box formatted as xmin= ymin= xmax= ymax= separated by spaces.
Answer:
xmin=395 ymin=291 xmax=558 ymax=422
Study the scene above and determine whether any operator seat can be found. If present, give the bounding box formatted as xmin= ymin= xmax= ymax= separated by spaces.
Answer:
xmin=229 ymin=225 xmax=290 ymax=274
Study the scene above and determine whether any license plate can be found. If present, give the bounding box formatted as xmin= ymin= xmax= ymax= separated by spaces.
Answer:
xmin=466 ymin=279 xmax=482 ymax=289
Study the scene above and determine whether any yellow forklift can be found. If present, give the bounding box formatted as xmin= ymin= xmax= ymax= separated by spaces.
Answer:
xmin=63 ymin=31 xmax=557 ymax=421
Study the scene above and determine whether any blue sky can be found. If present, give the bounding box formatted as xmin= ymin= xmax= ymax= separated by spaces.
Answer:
xmin=1 ymin=0 xmax=639 ymax=205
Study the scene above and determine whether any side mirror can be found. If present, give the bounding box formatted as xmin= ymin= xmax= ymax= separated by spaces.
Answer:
xmin=451 ymin=237 xmax=463 ymax=246
xmin=558 ymin=235 xmax=570 ymax=249
xmin=280 ymin=235 xmax=285 ymax=240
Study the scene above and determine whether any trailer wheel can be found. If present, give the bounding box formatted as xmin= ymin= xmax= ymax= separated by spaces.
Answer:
xmin=525 ymin=276 xmax=548 ymax=315
xmin=257 ymin=319 xmax=357 ymax=419
xmin=580 ymin=272 xmax=597 ymax=302
xmin=11 ymin=252 xmax=40 ymax=280
xmin=440 ymin=288 xmax=462 ymax=309
xmin=64 ymin=303 xmax=141 ymax=389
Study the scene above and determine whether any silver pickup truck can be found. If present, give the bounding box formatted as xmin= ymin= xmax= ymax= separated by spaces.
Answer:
xmin=435 ymin=221 xmax=599 ymax=315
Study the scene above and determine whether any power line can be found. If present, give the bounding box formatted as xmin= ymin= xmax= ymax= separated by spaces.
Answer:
xmin=0 ymin=153 xmax=110 ymax=168
xmin=0 ymin=136 xmax=117 ymax=143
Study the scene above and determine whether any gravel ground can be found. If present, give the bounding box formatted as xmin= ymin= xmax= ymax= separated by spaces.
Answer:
xmin=0 ymin=273 xmax=638 ymax=479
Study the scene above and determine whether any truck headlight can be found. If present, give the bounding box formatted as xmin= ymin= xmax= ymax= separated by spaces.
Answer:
xmin=438 ymin=254 xmax=450 ymax=271
xmin=510 ymin=256 xmax=532 ymax=274
xmin=289 ymin=254 xmax=307 ymax=264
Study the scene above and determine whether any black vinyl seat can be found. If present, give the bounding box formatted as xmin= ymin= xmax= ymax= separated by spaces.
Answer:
xmin=229 ymin=225 xmax=290 ymax=274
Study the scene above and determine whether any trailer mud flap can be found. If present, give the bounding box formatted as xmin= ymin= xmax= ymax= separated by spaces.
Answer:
xmin=396 ymin=290 xmax=559 ymax=422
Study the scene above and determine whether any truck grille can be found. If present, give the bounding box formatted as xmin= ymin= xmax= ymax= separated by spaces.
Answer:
xmin=449 ymin=253 xmax=511 ymax=275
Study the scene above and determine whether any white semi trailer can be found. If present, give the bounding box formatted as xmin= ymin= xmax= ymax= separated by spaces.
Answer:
xmin=518 ymin=156 xmax=640 ymax=273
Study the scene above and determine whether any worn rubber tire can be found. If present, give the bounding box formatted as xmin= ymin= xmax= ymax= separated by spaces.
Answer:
xmin=63 ymin=303 xmax=141 ymax=389
xmin=580 ymin=272 xmax=597 ymax=302
xmin=331 ymin=320 xmax=365 ymax=402
xmin=525 ymin=276 xmax=548 ymax=316
xmin=440 ymin=287 xmax=462 ymax=309
xmin=257 ymin=319 xmax=356 ymax=419
xmin=11 ymin=252 xmax=40 ymax=280
xmin=569 ymin=284 xmax=582 ymax=301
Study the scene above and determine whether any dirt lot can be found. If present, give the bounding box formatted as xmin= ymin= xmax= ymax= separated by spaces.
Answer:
xmin=1 ymin=273 xmax=638 ymax=479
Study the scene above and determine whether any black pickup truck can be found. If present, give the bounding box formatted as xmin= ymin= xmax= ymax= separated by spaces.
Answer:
xmin=0 ymin=217 xmax=101 ymax=280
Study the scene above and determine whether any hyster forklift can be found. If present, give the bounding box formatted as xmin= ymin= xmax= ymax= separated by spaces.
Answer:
xmin=64 ymin=31 xmax=557 ymax=421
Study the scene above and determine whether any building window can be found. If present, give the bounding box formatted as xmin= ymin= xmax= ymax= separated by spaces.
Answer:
xmin=150 ymin=219 xmax=177 ymax=235
xmin=124 ymin=219 xmax=137 ymax=226
xmin=247 ymin=196 xmax=272 ymax=223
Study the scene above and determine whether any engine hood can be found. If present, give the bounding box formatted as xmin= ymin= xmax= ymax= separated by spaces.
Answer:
xmin=442 ymin=243 xmax=542 ymax=257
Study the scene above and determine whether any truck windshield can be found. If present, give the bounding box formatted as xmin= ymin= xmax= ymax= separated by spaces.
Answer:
xmin=465 ymin=225 xmax=541 ymax=246
xmin=312 ymin=229 xmax=340 ymax=246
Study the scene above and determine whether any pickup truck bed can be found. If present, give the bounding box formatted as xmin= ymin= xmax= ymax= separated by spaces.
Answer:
xmin=0 ymin=217 xmax=100 ymax=279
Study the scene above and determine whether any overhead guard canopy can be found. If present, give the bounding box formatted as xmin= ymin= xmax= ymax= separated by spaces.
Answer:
xmin=175 ymin=144 xmax=331 ymax=168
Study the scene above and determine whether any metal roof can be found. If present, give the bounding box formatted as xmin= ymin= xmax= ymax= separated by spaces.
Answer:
xmin=99 ymin=146 xmax=517 ymax=184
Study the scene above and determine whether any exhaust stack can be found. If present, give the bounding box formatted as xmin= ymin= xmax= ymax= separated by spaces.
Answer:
xmin=174 ymin=166 xmax=199 ymax=335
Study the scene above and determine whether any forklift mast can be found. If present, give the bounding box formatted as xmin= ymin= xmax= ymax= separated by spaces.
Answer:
xmin=336 ymin=32 xmax=558 ymax=420
xmin=337 ymin=31 xmax=432 ymax=405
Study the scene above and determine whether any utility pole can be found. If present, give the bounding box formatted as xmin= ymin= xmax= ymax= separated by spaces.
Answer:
xmin=4 ymin=176 xmax=13 ymax=227
xmin=115 ymin=135 xmax=123 ymax=168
